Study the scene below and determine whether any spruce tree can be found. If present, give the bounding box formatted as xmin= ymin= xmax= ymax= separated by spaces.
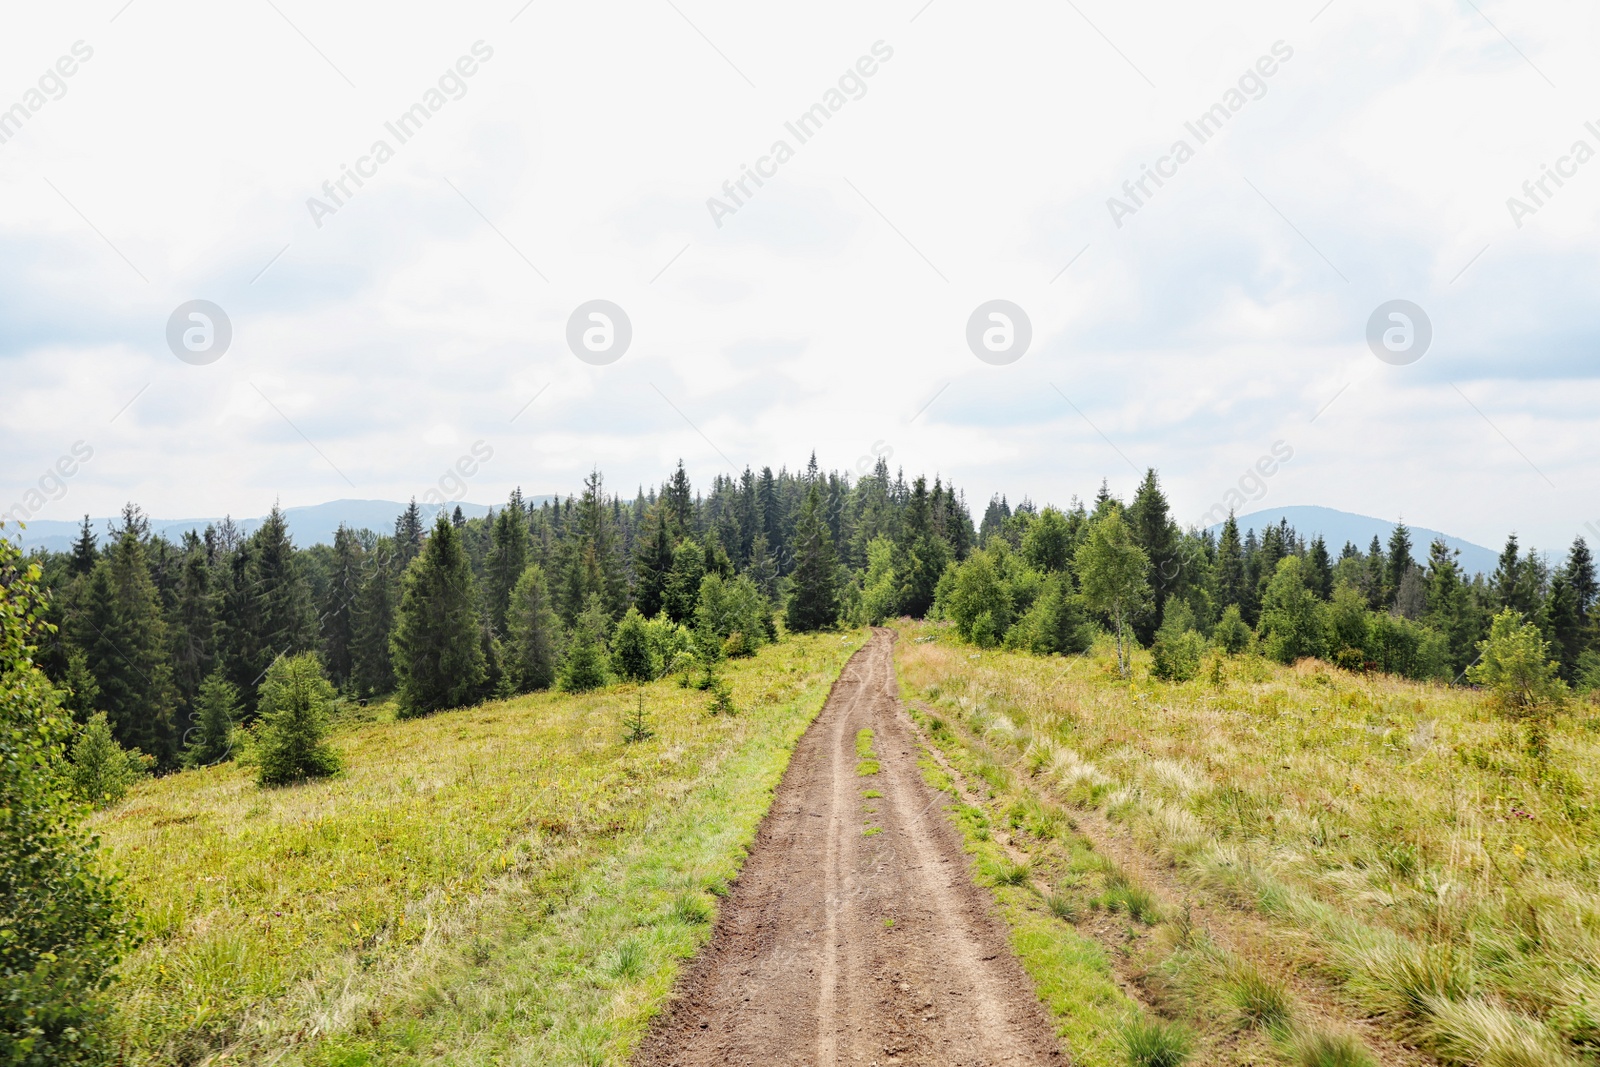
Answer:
xmin=664 ymin=460 xmax=694 ymax=537
xmin=69 ymin=530 xmax=178 ymax=764
xmin=611 ymin=606 xmax=657 ymax=682
xmin=506 ymin=563 xmax=561 ymax=692
xmin=391 ymin=515 xmax=487 ymax=716
xmin=320 ymin=524 xmax=364 ymax=688
xmin=246 ymin=504 xmax=316 ymax=677
xmin=785 ymin=485 xmax=841 ymax=632
xmin=559 ymin=594 xmax=612 ymax=692
xmin=633 ymin=505 xmax=676 ymax=619
xmin=662 ymin=539 xmax=707 ymax=624
xmin=1564 ymin=536 xmax=1596 ymax=624
xmin=485 ymin=498 xmax=531 ymax=634
xmin=69 ymin=515 xmax=98 ymax=576
xmin=169 ymin=540 xmax=216 ymax=717
xmin=183 ymin=668 xmax=239 ymax=767
xmin=350 ymin=538 xmax=398 ymax=698
xmin=1306 ymin=536 xmax=1333 ymax=600
xmin=255 ymin=653 xmax=341 ymax=785
xmin=395 ymin=499 xmax=425 ymax=568
xmin=1385 ymin=521 xmax=1414 ymax=608
xmin=68 ymin=713 xmax=147 ymax=808
xmin=1215 ymin=514 xmax=1249 ymax=619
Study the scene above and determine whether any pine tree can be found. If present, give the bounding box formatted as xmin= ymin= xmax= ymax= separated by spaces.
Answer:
xmin=255 ymin=653 xmax=341 ymax=785
xmin=69 ymin=530 xmax=178 ymax=764
xmin=560 ymin=594 xmax=612 ymax=692
xmin=1385 ymin=521 xmax=1414 ymax=608
xmin=320 ymin=525 xmax=364 ymax=689
xmin=350 ymin=538 xmax=398 ymax=698
xmin=506 ymin=563 xmax=561 ymax=692
xmin=1126 ymin=469 xmax=1180 ymax=644
xmin=484 ymin=497 xmax=531 ymax=634
xmin=557 ymin=470 xmax=630 ymax=623
xmin=69 ymin=712 xmax=147 ymax=807
xmin=785 ymin=485 xmax=840 ymax=632
xmin=664 ymin=460 xmax=694 ymax=537
xmin=747 ymin=532 xmax=779 ymax=601
xmin=1306 ymin=536 xmax=1333 ymax=600
xmin=183 ymin=668 xmax=239 ymax=767
xmin=1215 ymin=514 xmax=1249 ymax=619
xmin=1565 ymin=536 xmax=1597 ymax=624
xmin=1546 ymin=572 xmax=1584 ymax=679
xmin=395 ymin=499 xmax=425 ymax=569
xmin=662 ymin=539 xmax=707 ymax=624
xmin=69 ymin=515 xmax=98 ymax=576
xmin=169 ymin=540 xmax=216 ymax=717
xmin=611 ymin=606 xmax=657 ymax=682
xmin=391 ymin=515 xmax=487 ymax=716
xmin=246 ymin=504 xmax=316 ymax=676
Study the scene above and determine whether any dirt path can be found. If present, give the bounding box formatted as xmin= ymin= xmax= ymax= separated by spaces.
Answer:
xmin=634 ymin=629 xmax=1063 ymax=1067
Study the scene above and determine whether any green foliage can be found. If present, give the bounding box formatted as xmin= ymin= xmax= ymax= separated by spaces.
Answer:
xmin=858 ymin=536 xmax=898 ymax=625
xmin=68 ymin=713 xmax=148 ymax=808
xmin=610 ymin=606 xmax=658 ymax=682
xmin=1468 ymin=609 xmax=1569 ymax=718
xmin=785 ymin=485 xmax=841 ymax=633
xmin=1075 ymin=511 xmax=1151 ymax=678
xmin=391 ymin=515 xmax=487 ymax=716
xmin=1151 ymin=601 xmax=1206 ymax=683
xmin=559 ymin=595 xmax=612 ymax=693
xmin=0 ymin=534 xmax=135 ymax=1064
xmin=183 ymin=668 xmax=239 ymax=768
xmin=623 ymin=692 xmax=652 ymax=743
xmin=255 ymin=653 xmax=341 ymax=786
xmin=506 ymin=563 xmax=561 ymax=692
xmin=939 ymin=549 xmax=1014 ymax=645
xmin=695 ymin=573 xmax=771 ymax=660
xmin=1213 ymin=604 xmax=1252 ymax=655
xmin=1257 ymin=557 xmax=1327 ymax=665
xmin=1009 ymin=574 xmax=1096 ymax=656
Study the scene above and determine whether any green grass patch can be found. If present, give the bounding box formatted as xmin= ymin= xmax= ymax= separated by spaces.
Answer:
xmin=96 ymin=631 xmax=866 ymax=1065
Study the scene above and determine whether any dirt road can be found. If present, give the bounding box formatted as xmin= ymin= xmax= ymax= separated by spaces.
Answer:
xmin=635 ymin=629 xmax=1062 ymax=1067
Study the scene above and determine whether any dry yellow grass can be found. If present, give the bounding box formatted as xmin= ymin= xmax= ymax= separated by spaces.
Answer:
xmin=896 ymin=621 xmax=1600 ymax=1067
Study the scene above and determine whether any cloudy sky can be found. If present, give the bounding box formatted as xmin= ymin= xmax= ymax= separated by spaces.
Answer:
xmin=2 ymin=0 xmax=1596 ymax=550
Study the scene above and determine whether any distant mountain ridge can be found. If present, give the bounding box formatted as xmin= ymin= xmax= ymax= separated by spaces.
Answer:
xmin=4 ymin=497 xmax=555 ymax=554
xmin=1209 ymin=506 xmax=1500 ymax=577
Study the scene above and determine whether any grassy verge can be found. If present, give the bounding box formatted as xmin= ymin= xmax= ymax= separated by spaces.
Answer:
xmin=896 ymin=620 xmax=1600 ymax=1067
xmin=906 ymin=704 xmax=1138 ymax=1067
xmin=97 ymin=630 xmax=866 ymax=1066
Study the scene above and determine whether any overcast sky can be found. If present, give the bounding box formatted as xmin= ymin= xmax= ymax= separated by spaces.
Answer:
xmin=2 ymin=0 xmax=1596 ymax=551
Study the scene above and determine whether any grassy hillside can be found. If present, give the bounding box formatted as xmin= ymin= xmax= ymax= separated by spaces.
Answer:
xmin=95 ymin=631 xmax=864 ymax=1066
xmin=894 ymin=620 xmax=1600 ymax=1067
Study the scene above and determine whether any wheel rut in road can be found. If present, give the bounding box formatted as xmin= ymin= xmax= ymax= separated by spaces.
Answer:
xmin=634 ymin=628 xmax=1063 ymax=1067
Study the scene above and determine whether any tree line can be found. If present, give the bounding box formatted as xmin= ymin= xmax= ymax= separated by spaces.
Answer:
xmin=21 ymin=458 xmax=1599 ymax=775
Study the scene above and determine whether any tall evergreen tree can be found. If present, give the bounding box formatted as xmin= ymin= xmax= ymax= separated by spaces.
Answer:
xmin=69 ymin=515 xmax=98 ymax=576
xmin=350 ymin=538 xmax=399 ymax=698
xmin=1306 ymin=535 xmax=1333 ymax=600
xmin=785 ymin=485 xmax=840 ymax=632
xmin=168 ymin=539 xmax=216 ymax=720
xmin=319 ymin=524 xmax=364 ymax=688
xmin=391 ymin=515 xmax=487 ymax=716
xmin=1564 ymin=536 xmax=1596 ymax=624
xmin=506 ymin=563 xmax=561 ymax=692
xmin=1215 ymin=514 xmax=1249 ymax=618
xmin=664 ymin=460 xmax=694 ymax=537
xmin=894 ymin=475 xmax=949 ymax=618
xmin=1126 ymin=468 xmax=1180 ymax=644
xmin=1385 ymin=521 xmax=1414 ymax=608
xmin=395 ymin=499 xmax=425 ymax=568
xmin=484 ymin=497 xmax=531 ymax=633
xmin=69 ymin=529 xmax=178 ymax=763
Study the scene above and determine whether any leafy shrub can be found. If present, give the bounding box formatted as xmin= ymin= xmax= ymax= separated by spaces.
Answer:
xmin=0 ymin=535 xmax=136 ymax=1063
xmin=1152 ymin=603 xmax=1207 ymax=683
xmin=1213 ymin=604 xmax=1252 ymax=655
xmin=1468 ymin=609 xmax=1569 ymax=719
xmin=255 ymin=653 xmax=341 ymax=787
xmin=68 ymin=713 xmax=148 ymax=808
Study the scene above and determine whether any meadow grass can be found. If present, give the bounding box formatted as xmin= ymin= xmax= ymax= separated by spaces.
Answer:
xmin=897 ymin=620 xmax=1600 ymax=1067
xmin=95 ymin=631 xmax=864 ymax=1065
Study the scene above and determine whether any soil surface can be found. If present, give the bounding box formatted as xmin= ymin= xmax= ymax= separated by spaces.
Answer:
xmin=634 ymin=628 xmax=1063 ymax=1067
